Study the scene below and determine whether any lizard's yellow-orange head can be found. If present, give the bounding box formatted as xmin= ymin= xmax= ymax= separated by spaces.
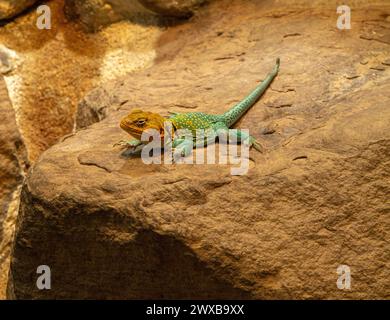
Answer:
xmin=120 ymin=109 xmax=167 ymax=140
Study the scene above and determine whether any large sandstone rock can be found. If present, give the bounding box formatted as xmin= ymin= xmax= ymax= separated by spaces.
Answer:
xmin=0 ymin=0 xmax=38 ymax=20
xmin=0 ymin=77 xmax=27 ymax=299
xmin=9 ymin=0 xmax=390 ymax=299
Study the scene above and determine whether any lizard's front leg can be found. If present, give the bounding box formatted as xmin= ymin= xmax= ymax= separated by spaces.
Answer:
xmin=114 ymin=138 xmax=144 ymax=155
xmin=172 ymin=138 xmax=193 ymax=161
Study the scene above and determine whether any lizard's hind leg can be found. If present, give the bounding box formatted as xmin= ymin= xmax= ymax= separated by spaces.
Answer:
xmin=229 ymin=129 xmax=264 ymax=153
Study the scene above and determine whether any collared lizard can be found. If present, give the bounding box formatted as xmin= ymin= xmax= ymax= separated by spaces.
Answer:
xmin=115 ymin=58 xmax=280 ymax=157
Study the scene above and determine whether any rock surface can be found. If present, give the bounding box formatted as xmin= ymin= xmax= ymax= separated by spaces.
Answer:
xmin=75 ymin=86 xmax=117 ymax=129
xmin=9 ymin=0 xmax=390 ymax=299
xmin=0 ymin=0 xmax=38 ymax=20
xmin=138 ymin=0 xmax=207 ymax=18
xmin=0 ymin=77 xmax=27 ymax=299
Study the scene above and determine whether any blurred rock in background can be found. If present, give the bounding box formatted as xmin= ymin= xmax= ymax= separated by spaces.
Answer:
xmin=0 ymin=76 xmax=28 ymax=299
xmin=138 ymin=0 xmax=207 ymax=18
xmin=64 ymin=0 xmax=158 ymax=32
xmin=0 ymin=0 xmax=38 ymax=20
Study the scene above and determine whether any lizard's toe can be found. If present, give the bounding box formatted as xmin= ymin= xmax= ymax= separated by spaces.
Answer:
xmin=252 ymin=140 xmax=265 ymax=153
xmin=113 ymin=140 xmax=127 ymax=148
xmin=244 ymin=137 xmax=265 ymax=153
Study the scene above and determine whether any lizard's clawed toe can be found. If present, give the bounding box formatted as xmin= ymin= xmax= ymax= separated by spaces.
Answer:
xmin=252 ymin=141 xmax=265 ymax=153
xmin=113 ymin=140 xmax=127 ymax=148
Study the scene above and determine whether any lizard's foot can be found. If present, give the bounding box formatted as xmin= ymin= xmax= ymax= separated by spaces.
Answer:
xmin=172 ymin=142 xmax=193 ymax=162
xmin=246 ymin=136 xmax=265 ymax=153
xmin=122 ymin=145 xmax=144 ymax=156
xmin=114 ymin=138 xmax=144 ymax=156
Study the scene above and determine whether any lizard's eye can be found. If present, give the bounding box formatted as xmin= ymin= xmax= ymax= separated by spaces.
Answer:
xmin=136 ymin=119 xmax=146 ymax=126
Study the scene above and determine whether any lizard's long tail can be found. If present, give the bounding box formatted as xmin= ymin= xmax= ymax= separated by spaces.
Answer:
xmin=222 ymin=58 xmax=280 ymax=127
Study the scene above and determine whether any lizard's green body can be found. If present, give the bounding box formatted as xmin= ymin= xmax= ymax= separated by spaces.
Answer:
xmin=117 ymin=58 xmax=280 ymax=157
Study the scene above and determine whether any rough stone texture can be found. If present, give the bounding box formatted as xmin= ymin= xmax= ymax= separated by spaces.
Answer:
xmin=0 ymin=0 xmax=38 ymax=20
xmin=64 ymin=0 xmax=159 ymax=32
xmin=75 ymin=87 xmax=117 ymax=129
xmin=138 ymin=0 xmax=207 ymax=18
xmin=0 ymin=76 xmax=27 ymax=299
xmin=9 ymin=0 xmax=390 ymax=299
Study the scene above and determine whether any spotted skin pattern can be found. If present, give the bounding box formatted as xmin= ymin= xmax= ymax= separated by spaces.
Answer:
xmin=117 ymin=58 xmax=280 ymax=157
xmin=170 ymin=113 xmax=223 ymax=131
